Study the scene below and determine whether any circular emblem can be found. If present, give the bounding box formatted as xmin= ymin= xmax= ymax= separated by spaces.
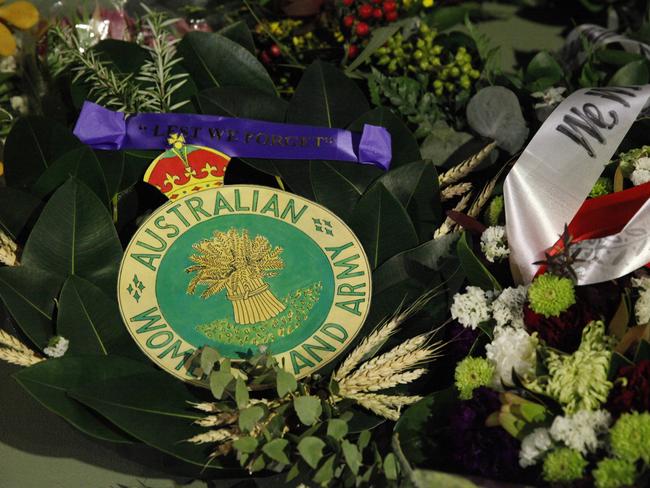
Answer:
xmin=118 ymin=185 xmax=372 ymax=383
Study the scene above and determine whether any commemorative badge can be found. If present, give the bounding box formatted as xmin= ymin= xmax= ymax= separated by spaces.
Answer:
xmin=117 ymin=135 xmax=372 ymax=383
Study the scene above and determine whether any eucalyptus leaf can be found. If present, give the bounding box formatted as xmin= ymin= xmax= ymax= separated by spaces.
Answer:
xmin=287 ymin=61 xmax=369 ymax=128
xmin=239 ymin=405 xmax=265 ymax=432
xmin=326 ymin=418 xmax=348 ymax=441
xmin=0 ymin=187 xmax=41 ymax=240
xmin=13 ymin=356 xmax=152 ymax=443
xmin=197 ymin=87 xmax=287 ymax=121
xmin=374 ymin=160 xmax=441 ymax=241
xmin=233 ymin=436 xmax=258 ymax=454
xmin=466 ymin=86 xmax=528 ymax=154
xmin=0 ymin=266 xmax=62 ymax=349
xmin=297 ymin=436 xmax=325 ymax=469
xmin=293 ymin=395 xmax=322 ymax=426
xmin=3 ymin=117 xmax=82 ymax=189
xmin=342 ymin=440 xmax=362 ymax=475
xmin=57 ymin=275 xmax=142 ymax=358
xmin=70 ymin=370 xmax=227 ymax=468
xmin=262 ymin=438 xmax=290 ymax=465
xmin=420 ymin=121 xmax=473 ymax=166
xmin=313 ymin=454 xmax=336 ymax=485
xmin=456 ymin=232 xmax=501 ymax=291
xmin=178 ymin=32 xmax=276 ymax=95
xmin=525 ymin=51 xmax=564 ymax=92
xmin=21 ymin=179 xmax=123 ymax=294
xmin=276 ymin=369 xmax=297 ymax=397
xmin=32 ymin=146 xmax=110 ymax=204
xmin=411 ymin=469 xmax=478 ymax=488
xmin=210 ymin=369 xmax=234 ymax=399
xmin=383 ymin=452 xmax=398 ymax=480
xmin=350 ymin=184 xmax=418 ymax=269
xmin=348 ymin=107 xmax=420 ymax=167
xmin=200 ymin=347 xmax=220 ymax=375
xmin=310 ymin=160 xmax=382 ymax=221
xmin=235 ymin=378 xmax=249 ymax=409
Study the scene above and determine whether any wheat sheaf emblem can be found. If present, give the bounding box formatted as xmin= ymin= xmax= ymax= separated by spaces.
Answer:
xmin=186 ymin=228 xmax=286 ymax=325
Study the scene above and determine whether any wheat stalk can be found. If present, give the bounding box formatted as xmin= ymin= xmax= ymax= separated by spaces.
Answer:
xmin=0 ymin=330 xmax=42 ymax=366
xmin=0 ymin=229 xmax=17 ymax=266
xmin=343 ymin=393 xmax=423 ymax=421
xmin=434 ymin=191 xmax=473 ymax=239
xmin=194 ymin=412 xmax=239 ymax=428
xmin=187 ymin=428 xmax=238 ymax=445
xmin=441 ymin=182 xmax=472 ymax=202
xmin=468 ymin=174 xmax=499 ymax=218
xmin=438 ymin=141 xmax=496 ymax=188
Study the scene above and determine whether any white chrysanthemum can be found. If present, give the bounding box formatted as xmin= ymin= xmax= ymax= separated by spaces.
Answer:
xmin=492 ymin=285 xmax=528 ymax=329
xmin=0 ymin=229 xmax=17 ymax=266
xmin=450 ymin=286 xmax=493 ymax=330
xmin=631 ymin=156 xmax=650 ymax=186
xmin=632 ymin=277 xmax=650 ymax=325
xmin=531 ymin=87 xmax=567 ymax=109
xmin=480 ymin=226 xmax=510 ymax=263
xmin=10 ymin=96 xmax=28 ymax=115
xmin=486 ymin=327 xmax=537 ymax=387
xmin=0 ymin=56 xmax=16 ymax=73
xmin=43 ymin=336 xmax=69 ymax=358
xmin=549 ymin=410 xmax=611 ymax=455
xmin=519 ymin=427 xmax=553 ymax=468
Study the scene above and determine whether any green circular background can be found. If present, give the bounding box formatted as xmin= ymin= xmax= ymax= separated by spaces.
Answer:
xmin=155 ymin=214 xmax=335 ymax=357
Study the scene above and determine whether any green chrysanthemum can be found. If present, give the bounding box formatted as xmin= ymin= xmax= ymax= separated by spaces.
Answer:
xmin=454 ymin=356 xmax=494 ymax=400
xmin=485 ymin=195 xmax=504 ymax=226
xmin=593 ymin=458 xmax=637 ymax=488
xmin=529 ymin=321 xmax=614 ymax=414
xmin=589 ymin=177 xmax=613 ymax=198
xmin=528 ymin=274 xmax=576 ymax=317
xmin=542 ymin=448 xmax=587 ymax=483
xmin=610 ymin=412 xmax=650 ymax=463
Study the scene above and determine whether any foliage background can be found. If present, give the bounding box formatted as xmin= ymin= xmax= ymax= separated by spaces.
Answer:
xmin=0 ymin=1 xmax=569 ymax=486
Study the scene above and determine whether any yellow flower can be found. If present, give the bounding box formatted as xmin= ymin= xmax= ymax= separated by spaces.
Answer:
xmin=0 ymin=161 xmax=4 ymax=176
xmin=423 ymin=0 xmax=435 ymax=7
xmin=0 ymin=1 xmax=39 ymax=57
xmin=167 ymin=133 xmax=186 ymax=149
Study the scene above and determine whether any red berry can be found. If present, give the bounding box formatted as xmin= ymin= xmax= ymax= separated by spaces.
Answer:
xmin=385 ymin=10 xmax=398 ymax=21
xmin=355 ymin=21 xmax=370 ymax=36
xmin=372 ymin=0 xmax=382 ymax=4
xmin=383 ymin=0 xmax=397 ymax=12
xmin=359 ymin=4 xmax=373 ymax=18
xmin=372 ymin=8 xmax=383 ymax=19
xmin=343 ymin=15 xmax=355 ymax=28
xmin=260 ymin=51 xmax=271 ymax=65
xmin=269 ymin=44 xmax=281 ymax=58
xmin=343 ymin=0 xmax=354 ymax=6
xmin=348 ymin=44 xmax=359 ymax=59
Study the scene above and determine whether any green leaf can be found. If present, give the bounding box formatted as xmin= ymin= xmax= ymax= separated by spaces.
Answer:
xmin=466 ymin=86 xmax=529 ymax=154
xmin=609 ymin=60 xmax=650 ymax=86
xmin=21 ymin=179 xmax=123 ymax=294
xmin=348 ymin=107 xmax=420 ymax=167
xmin=342 ymin=440 xmax=362 ymax=475
xmin=297 ymin=436 xmax=326 ymax=469
xmin=200 ymin=347 xmax=220 ymax=375
xmin=262 ymin=438 xmax=290 ymax=464
xmin=383 ymin=452 xmax=399 ymax=480
xmin=525 ymin=51 xmax=564 ymax=92
xmin=0 ymin=187 xmax=41 ymax=240
xmin=427 ymin=5 xmax=481 ymax=30
xmin=350 ymin=184 xmax=419 ymax=269
xmin=326 ymin=418 xmax=348 ymax=441
xmin=276 ymin=369 xmax=297 ymax=397
xmin=412 ymin=469 xmax=478 ymax=488
xmin=14 ymin=356 xmax=151 ymax=443
xmin=346 ymin=19 xmax=412 ymax=72
xmin=310 ymin=161 xmax=382 ymax=221
xmin=32 ymin=146 xmax=109 ymax=204
xmin=394 ymin=388 xmax=457 ymax=466
xmin=120 ymin=150 xmax=159 ymax=191
xmin=313 ymin=454 xmax=336 ymax=485
xmin=56 ymin=275 xmax=141 ymax=358
xmin=235 ymin=378 xmax=249 ymax=409
xmin=70 ymin=370 xmax=225 ymax=468
xmin=294 ymin=395 xmax=322 ymax=426
xmin=178 ymin=32 xmax=276 ymax=95
xmin=94 ymin=150 xmax=125 ymax=197
xmin=420 ymin=121 xmax=473 ymax=166
xmin=239 ymin=405 xmax=265 ymax=432
xmin=197 ymin=87 xmax=287 ymax=121
xmin=358 ymin=430 xmax=371 ymax=450
xmin=0 ymin=266 xmax=62 ymax=349
xmin=233 ymin=436 xmax=258 ymax=454
xmin=218 ymin=21 xmax=256 ymax=55
xmin=635 ymin=340 xmax=650 ymax=362
xmin=456 ymin=232 xmax=501 ymax=291
xmin=3 ymin=117 xmax=82 ymax=189
xmin=374 ymin=161 xmax=441 ymax=241
xmin=287 ymin=61 xmax=369 ymax=128
xmin=210 ymin=369 xmax=233 ymax=399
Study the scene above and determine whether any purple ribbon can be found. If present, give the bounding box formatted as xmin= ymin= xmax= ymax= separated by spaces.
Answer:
xmin=73 ymin=101 xmax=392 ymax=170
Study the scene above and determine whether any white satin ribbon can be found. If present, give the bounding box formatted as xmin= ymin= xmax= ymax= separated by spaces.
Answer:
xmin=504 ymin=85 xmax=650 ymax=285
